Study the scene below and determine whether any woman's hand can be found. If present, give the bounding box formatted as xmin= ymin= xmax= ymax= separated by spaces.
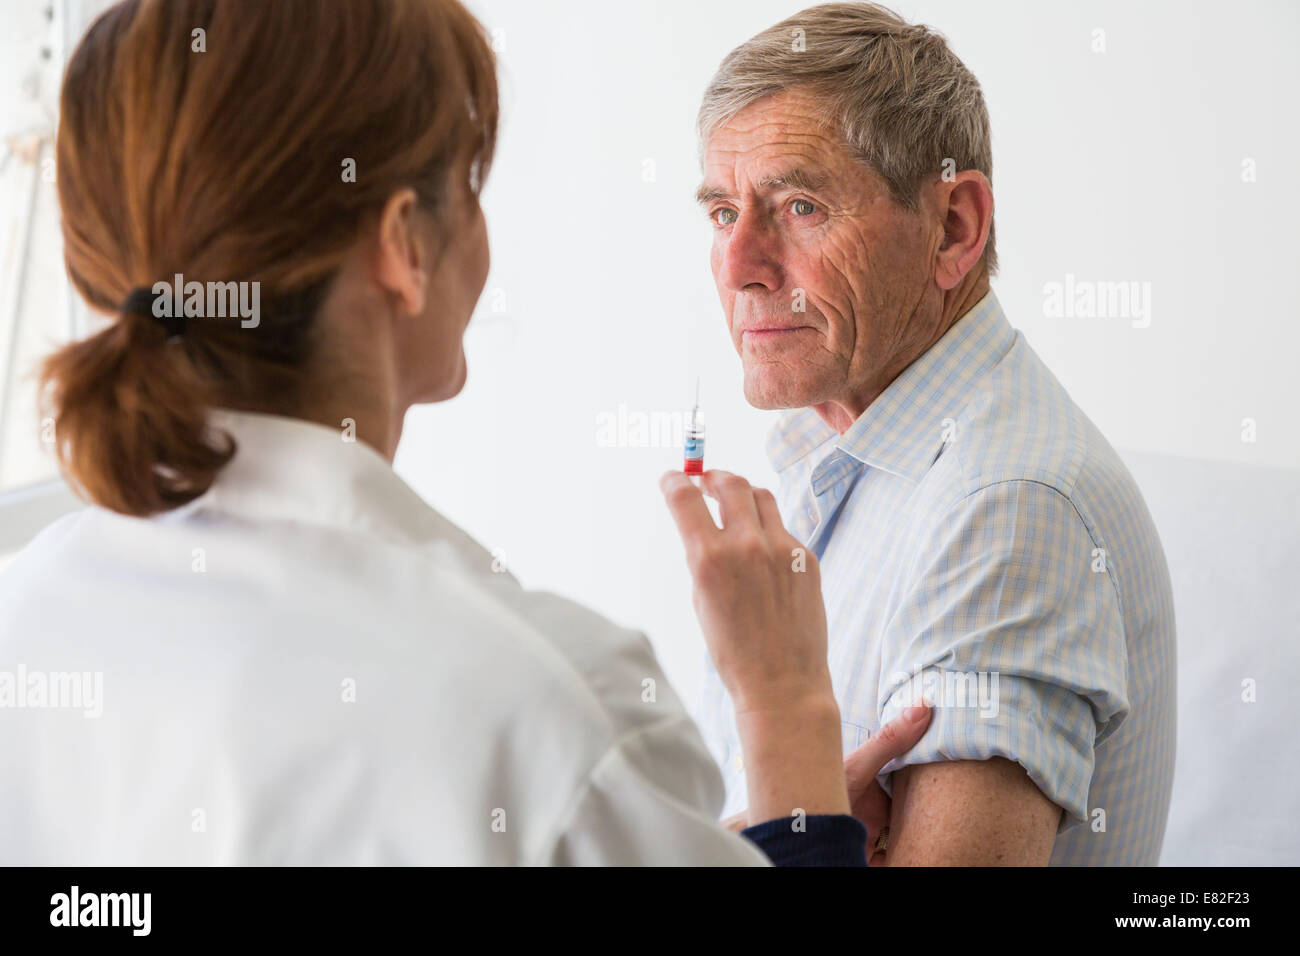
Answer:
xmin=845 ymin=704 xmax=933 ymax=865
xmin=659 ymin=469 xmax=831 ymax=716
xmin=660 ymin=468 xmax=846 ymax=823
xmin=719 ymin=703 xmax=934 ymax=863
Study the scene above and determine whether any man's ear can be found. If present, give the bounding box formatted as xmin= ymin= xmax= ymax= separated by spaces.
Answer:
xmin=372 ymin=187 xmax=428 ymax=316
xmin=934 ymin=171 xmax=993 ymax=291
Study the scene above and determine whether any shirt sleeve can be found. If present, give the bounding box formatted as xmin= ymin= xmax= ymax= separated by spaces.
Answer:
xmin=874 ymin=479 xmax=1130 ymax=833
xmin=539 ymin=714 xmax=773 ymax=866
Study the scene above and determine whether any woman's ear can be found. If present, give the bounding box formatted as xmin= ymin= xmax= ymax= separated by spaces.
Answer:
xmin=372 ymin=187 xmax=429 ymax=316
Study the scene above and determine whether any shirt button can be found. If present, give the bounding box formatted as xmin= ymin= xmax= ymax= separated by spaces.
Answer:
xmin=732 ymin=752 xmax=744 ymax=771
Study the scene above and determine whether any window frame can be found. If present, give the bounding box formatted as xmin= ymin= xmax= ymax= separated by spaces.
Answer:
xmin=0 ymin=0 xmax=93 ymax=558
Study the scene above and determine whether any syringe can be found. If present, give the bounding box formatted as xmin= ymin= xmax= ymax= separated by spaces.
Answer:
xmin=683 ymin=378 xmax=705 ymax=486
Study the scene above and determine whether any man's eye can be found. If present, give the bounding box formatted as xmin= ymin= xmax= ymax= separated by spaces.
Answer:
xmin=713 ymin=208 xmax=738 ymax=226
xmin=792 ymin=199 xmax=817 ymax=216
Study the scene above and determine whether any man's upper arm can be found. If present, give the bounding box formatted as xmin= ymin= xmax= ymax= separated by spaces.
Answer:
xmin=888 ymin=757 xmax=1062 ymax=865
xmin=875 ymin=479 xmax=1130 ymax=862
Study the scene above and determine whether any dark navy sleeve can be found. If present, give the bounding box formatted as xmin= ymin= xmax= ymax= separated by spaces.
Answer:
xmin=740 ymin=814 xmax=869 ymax=867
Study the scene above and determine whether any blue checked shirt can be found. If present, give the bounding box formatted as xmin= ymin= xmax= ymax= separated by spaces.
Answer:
xmin=699 ymin=289 xmax=1176 ymax=866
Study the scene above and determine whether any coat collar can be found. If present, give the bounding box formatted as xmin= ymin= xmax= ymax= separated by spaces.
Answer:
xmin=193 ymin=409 xmax=451 ymax=548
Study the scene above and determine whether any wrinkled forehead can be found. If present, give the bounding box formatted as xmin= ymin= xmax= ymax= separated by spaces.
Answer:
xmin=700 ymin=90 xmax=855 ymax=190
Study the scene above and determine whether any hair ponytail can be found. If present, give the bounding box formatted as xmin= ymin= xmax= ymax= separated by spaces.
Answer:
xmin=44 ymin=0 xmax=497 ymax=516
xmin=42 ymin=311 xmax=234 ymax=516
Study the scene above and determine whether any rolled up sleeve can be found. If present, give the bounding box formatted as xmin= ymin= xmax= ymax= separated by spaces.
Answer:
xmin=875 ymin=479 xmax=1130 ymax=832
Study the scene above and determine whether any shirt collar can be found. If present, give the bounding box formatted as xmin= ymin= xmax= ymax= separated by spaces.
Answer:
xmin=765 ymin=289 xmax=1017 ymax=483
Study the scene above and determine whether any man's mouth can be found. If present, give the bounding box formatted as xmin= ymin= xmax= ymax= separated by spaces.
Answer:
xmin=741 ymin=326 xmax=810 ymax=342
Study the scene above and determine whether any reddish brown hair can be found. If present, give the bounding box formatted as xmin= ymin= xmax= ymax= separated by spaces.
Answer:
xmin=44 ymin=0 xmax=498 ymax=515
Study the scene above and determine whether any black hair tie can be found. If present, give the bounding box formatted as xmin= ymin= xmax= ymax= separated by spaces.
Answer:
xmin=121 ymin=286 xmax=186 ymax=339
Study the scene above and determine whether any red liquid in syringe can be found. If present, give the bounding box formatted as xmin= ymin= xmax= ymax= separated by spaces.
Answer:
xmin=683 ymin=406 xmax=705 ymax=476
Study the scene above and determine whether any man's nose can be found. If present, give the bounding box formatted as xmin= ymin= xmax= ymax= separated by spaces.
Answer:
xmin=716 ymin=214 xmax=783 ymax=293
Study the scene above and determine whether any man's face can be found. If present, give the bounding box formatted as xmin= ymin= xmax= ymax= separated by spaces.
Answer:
xmin=700 ymin=88 xmax=945 ymax=419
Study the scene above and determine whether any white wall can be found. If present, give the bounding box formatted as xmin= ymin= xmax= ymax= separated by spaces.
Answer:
xmin=14 ymin=0 xmax=1296 ymax=706
xmin=395 ymin=0 xmax=1300 ymax=708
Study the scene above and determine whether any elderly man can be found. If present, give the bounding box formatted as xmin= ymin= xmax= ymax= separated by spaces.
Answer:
xmin=694 ymin=2 xmax=1175 ymax=865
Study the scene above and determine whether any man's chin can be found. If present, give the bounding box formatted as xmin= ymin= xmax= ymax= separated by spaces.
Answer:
xmin=742 ymin=370 xmax=822 ymax=411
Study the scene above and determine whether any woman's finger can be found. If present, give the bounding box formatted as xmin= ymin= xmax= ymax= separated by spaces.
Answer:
xmin=843 ymin=703 xmax=933 ymax=789
xmin=720 ymin=810 xmax=748 ymax=833
xmin=751 ymin=486 xmax=785 ymax=532
xmin=700 ymin=469 xmax=762 ymax=535
xmin=660 ymin=472 xmax=719 ymax=556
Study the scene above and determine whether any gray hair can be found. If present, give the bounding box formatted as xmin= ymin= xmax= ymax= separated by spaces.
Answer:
xmin=698 ymin=1 xmax=997 ymax=275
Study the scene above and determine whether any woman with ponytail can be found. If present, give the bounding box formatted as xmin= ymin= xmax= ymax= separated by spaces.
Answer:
xmin=0 ymin=0 xmax=928 ymax=865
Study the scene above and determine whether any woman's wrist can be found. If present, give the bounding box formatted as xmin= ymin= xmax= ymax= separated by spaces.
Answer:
xmin=732 ymin=684 xmax=840 ymax=731
xmin=734 ymin=689 xmax=850 ymax=822
xmin=728 ymin=669 xmax=837 ymax=722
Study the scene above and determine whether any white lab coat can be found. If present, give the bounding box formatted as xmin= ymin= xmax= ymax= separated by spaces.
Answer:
xmin=0 ymin=409 xmax=769 ymax=865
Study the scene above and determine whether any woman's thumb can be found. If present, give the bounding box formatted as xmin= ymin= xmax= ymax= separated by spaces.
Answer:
xmin=844 ymin=703 xmax=933 ymax=782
